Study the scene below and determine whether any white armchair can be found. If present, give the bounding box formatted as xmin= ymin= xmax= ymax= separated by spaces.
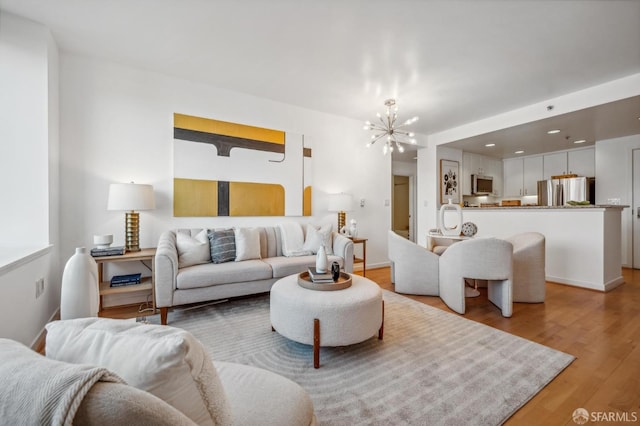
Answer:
xmin=505 ymin=232 xmax=546 ymax=303
xmin=439 ymin=238 xmax=514 ymax=317
xmin=387 ymin=231 xmax=439 ymax=296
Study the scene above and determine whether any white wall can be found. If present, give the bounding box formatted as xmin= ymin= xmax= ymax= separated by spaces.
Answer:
xmin=0 ymin=12 xmax=61 ymax=347
xmin=595 ymin=134 xmax=640 ymax=267
xmin=59 ymin=54 xmax=392 ymax=271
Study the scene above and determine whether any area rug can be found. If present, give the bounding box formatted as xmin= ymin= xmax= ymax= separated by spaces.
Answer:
xmin=149 ymin=291 xmax=574 ymax=425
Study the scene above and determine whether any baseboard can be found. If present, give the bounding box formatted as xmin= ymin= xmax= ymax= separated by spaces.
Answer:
xmin=31 ymin=308 xmax=60 ymax=354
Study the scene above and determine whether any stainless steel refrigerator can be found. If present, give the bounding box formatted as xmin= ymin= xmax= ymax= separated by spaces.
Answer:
xmin=537 ymin=177 xmax=595 ymax=206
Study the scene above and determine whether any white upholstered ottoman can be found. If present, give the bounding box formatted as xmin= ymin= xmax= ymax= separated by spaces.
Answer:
xmin=270 ymin=273 xmax=384 ymax=368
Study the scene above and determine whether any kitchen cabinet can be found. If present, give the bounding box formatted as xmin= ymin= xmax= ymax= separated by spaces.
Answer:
xmin=503 ymin=155 xmax=543 ymax=197
xmin=462 ymin=152 xmax=502 ymax=196
xmin=543 ymin=148 xmax=595 ymax=179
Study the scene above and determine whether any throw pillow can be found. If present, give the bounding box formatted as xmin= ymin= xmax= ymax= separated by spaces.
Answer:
xmin=45 ymin=318 xmax=233 ymax=426
xmin=302 ymin=223 xmax=334 ymax=255
xmin=234 ymin=227 xmax=261 ymax=261
xmin=176 ymin=229 xmax=211 ymax=268
xmin=208 ymin=229 xmax=236 ymax=264
xmin=278 ymin=222 xmax=312 ymax=257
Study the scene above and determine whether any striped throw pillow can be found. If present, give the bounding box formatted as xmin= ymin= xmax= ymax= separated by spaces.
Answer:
xmin=207 ymin=229 xmax=236 ymax=263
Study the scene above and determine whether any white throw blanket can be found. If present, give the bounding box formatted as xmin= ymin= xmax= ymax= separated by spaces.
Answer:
xmin=0 ymin=338 xmax=124 ymax=426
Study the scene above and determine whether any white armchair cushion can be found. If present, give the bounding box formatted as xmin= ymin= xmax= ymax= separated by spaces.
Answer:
xmin=45 ymin=318 xmax=233 ymax=426
xmin=302 ymin=223 xmax=333 ymax=255
xmin=176 ymin=229 xmax=211 ymax=268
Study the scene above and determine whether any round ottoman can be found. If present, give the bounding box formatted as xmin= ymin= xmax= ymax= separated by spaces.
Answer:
xmin=270 ymin=273 xmax=384 ymax=368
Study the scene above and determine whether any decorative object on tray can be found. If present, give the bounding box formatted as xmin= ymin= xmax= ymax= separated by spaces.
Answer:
xmin=439 ymin=199 xmax=463 ymax=236
xmin=461 ymin=222 xmax=478 ymax=237
xmin=440 ymin=159 xmax=460 ymax=204
xmin=331 ymin=261 xmax=341 ymax=282
xmin=60 ymin=247 xmax=99 ymax=320
xmin=90 ymin=246 xmax=125 ymax=257
xmin=348 ymin=219 xmax=358 ymax=238
xmin=93 ymin=234 xmax=113 ymax=249
xmin=110 ymin=273 xmax=142 ymax=287
xmin=297 ymin=271 xmax=352 ymax=291
xmin=315 ymin=244 xmax=328 ymax=273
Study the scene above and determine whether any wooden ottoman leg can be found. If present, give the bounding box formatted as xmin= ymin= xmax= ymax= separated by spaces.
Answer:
xmin=314 ymin=318 xmax=320 ymax=369
xmin=271 ymin=325 xmax=275 ymax=332
xmin=160 ymin=307 xmax=168 ymax=325
xmin=378 ymin=300 xmax=384 ymax=340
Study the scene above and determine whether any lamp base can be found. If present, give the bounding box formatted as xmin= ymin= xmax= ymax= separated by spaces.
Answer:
xmin=337 ymin=211 xmax=346 ymax=232
xmin=125 ymin=211 xmax=141 ymax=252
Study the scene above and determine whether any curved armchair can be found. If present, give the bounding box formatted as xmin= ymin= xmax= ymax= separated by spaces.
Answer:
xmin=439 ymin=238 xmax=514 ymax=317
xmin=505 ymin=232 xmax=546 ymax=303
xmin=387 ymin=231 xmax=439 ymax=296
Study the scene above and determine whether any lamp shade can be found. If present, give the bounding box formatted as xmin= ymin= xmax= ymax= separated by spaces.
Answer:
xmin=107 ymin=183 xmax=155 ymax=211
xmin=328 ymin=193 xmax=353 ymax=212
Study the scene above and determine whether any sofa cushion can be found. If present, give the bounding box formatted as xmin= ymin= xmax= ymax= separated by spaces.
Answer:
xmin=279 ymin=222 xmax=311 ymax=257
xmin=45 ymin=318 xmax=233 ymax=426
xmin=234 ymin=227 xmax=261 ymax=261
xmin=208 ymin=229 xmax=236 ymax=264
xmin=216 ymin=361 xmax=314 ymax=426
xmin=177 ymin=260 xmax=273 ymax=289
xmin=177 ymin=229 xmax=211 ymax=268
xmin=263 ymin=255 xmax=344 ymax=279
xmin=302 ymin=223 xmax=333 ymax=255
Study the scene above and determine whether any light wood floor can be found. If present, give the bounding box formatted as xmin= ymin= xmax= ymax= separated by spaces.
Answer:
xmin=364 ymin=267 xmax=640 ymax=425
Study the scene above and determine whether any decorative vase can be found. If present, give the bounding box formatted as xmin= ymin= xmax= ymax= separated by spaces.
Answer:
xmin=439 ymin=199 xmax=463 ymax=236
xmin=60 ymin=247 xmax=100 ymax=320
xmin=348 ymin=219 xmax=358 ymax=238
xmin=461 ymin=222 xmax=478 ymax=237
xmin=316 ymin=244 xmax=328 ymax=273
xmin=331 ymin=261 xmax=341 ymax=282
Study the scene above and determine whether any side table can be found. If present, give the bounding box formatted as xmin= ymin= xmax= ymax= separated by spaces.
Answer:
xmin=349 ymin=237 xmax=367 ymax=276
xmin=93 ymin=247 xmax=156 ymax=318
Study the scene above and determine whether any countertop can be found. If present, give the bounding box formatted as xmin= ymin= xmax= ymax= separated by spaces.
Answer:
xmin=462 ymin=204 xmax=628 ymax=210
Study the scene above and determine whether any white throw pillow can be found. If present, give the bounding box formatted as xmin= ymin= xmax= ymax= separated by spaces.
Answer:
xmin=45 ymin=318 xmax=233 ymax=426
xmin=302 ymin=223 xmax=334 ymax=255
xmin=279 ymin=222 xmax=312 ymax=257
xmin=176 ymin=229 xmax=211 ymax=268
xmin=234 ymin=227 xmax=261 ymax=261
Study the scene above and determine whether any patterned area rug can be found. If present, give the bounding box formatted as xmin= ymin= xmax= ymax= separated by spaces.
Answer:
xmin=150 ymin=290 xmax=574 ymax=425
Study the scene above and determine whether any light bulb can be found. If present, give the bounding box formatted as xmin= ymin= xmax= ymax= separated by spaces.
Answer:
xmin=408 ymin=132 xmax=415 ymax=137
xmin=410 ymin=138 xmax=417 ymax=144
xmin=366 ymin=143 xmax=371 ymax=148
xmin=398 ymin=144 xmax=405 ymax=153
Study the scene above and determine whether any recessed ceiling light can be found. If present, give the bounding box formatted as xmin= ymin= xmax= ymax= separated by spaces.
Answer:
xmin=515 ymin=150 xmax=524 ymax=154
xmin=547 ymin=129 xmax=561 ymax=134
xmin=485 ymin=143 xmax=495 ymax=147
xmin=574 ymin=139 xmax=586 ymax=144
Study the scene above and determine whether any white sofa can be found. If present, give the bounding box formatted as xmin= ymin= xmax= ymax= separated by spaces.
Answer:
xmin=155 ymin=226 xmax=354 ymax=325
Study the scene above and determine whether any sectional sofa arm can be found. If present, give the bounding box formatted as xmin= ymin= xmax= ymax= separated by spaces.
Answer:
xmin=154 ymin=231 xmax=179 ymax=309
xmin=332 ymin=233 xmax=354 ymax=273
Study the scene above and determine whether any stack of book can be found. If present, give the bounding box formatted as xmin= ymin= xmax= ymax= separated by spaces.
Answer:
xmin=110 ymin=273 xmax=142 ymax=287
xmin=307 ymin=267 xmax=334 ymax=283
xmin=91 ymin=246 xmax=125 ymax=257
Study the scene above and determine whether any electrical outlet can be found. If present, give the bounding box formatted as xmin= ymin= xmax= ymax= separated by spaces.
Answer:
xmin=35 ymin=278 xmax=44 ymax=299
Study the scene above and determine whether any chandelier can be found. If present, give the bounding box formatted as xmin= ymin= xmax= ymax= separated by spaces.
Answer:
xmin=364 ymin=99 xmax=419 ymax=155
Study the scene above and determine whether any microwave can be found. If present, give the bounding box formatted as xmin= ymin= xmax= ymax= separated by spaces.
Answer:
xmin=471 ymin=174 xmax=493 ymax=195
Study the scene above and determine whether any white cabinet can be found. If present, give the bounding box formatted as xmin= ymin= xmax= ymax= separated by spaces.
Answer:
xmin=503 ymin=156 xmax=543 ymax=197
xmin=462 ymin=152 xmax=502 ymax=196
xmin=543 ymin=148 xmax=595 ymax=179
xmin=568 ymin=147 xmax=595 ymax=177
xmin=523 ymin=156 xmax=543 ymax=195
xmin=543 ymin=152 xmax=568 ymax=179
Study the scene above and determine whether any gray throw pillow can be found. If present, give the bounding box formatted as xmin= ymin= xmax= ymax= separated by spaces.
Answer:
xmin=208 ymin=229 xmax=236 ymax=263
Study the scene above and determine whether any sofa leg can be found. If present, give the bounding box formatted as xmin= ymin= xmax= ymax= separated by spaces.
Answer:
xmin=160 ymin=307 xmax=168 ymax=325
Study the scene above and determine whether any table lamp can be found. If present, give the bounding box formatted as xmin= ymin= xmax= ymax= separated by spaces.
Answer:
xmin=107 ymin=182 xmax=155 ymax=252
xmin=328 ymin=193 xmax=353 ymax=232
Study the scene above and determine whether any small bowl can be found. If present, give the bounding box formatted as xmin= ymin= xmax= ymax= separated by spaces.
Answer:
xmin=93 ymin=234 xmax=113 ymax=248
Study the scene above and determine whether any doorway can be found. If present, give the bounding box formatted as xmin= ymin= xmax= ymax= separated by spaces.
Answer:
xmin=392 ymin=175 xmax=415 ymax=242
xmin=633 ymin=149 xmax=640 ymax=268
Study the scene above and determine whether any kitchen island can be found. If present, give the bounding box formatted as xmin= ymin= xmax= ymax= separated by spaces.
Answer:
xmin=460 ymin=205 xmax=627 ymax=292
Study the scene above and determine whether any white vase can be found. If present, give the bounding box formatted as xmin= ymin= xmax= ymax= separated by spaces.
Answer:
xmin=60 ymin=247 xmax=100 ymax=320
xmin=316 ymin=245 xmax=328 ymax=273
xmin=439 ymin=199 xmax=463 ymax=236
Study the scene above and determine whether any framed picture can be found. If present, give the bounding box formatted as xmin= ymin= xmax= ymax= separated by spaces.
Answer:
xmin=440 ymin=159 xmax=460 ymax=204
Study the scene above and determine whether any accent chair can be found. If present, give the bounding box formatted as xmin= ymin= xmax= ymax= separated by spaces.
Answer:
xmin=505 ymin=232 xmax=546 ymax=303
xmin=387 ymin=230 xmax=439 ymax=296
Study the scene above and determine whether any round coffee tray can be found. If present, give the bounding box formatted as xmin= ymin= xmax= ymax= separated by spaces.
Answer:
xmin=297 ymin=271 xmax=352 ymax=291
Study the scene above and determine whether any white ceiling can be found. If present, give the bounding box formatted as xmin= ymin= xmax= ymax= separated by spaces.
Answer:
xmin=2 ymin=0 xmax=640 ymax=160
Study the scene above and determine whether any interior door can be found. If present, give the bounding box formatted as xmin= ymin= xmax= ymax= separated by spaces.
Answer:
xmin=633 ymin=150 xmax=640 ymax=268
